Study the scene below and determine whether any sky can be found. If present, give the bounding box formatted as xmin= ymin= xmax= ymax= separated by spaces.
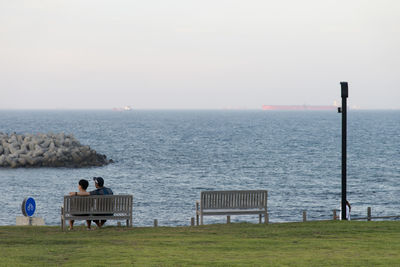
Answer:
xmin=1 ymin=0 xmax=399 ymax=110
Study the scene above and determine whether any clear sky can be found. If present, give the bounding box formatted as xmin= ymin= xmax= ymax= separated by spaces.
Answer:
xmin=1 ymin=0 xmax=399 ymax=110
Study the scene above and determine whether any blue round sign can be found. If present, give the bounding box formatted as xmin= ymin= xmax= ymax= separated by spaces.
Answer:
xmin=21 ymin=197 xmax=36 ymax=217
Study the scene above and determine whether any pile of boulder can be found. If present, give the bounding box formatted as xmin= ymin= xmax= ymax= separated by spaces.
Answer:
xmin=0 ymin=132 xmax=112 ymax=168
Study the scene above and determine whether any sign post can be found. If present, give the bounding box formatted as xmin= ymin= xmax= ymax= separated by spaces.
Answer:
xmin=16 ymin=197 xmax=44 ymax=226
xmin=338 ymin=82 xmax=348 ymax=220
xmin=21 ymin=197 xmax=36 ymax=226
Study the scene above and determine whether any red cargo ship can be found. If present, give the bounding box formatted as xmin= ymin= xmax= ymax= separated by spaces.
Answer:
xmin=262 ymin=105 xmax=337 ymax=111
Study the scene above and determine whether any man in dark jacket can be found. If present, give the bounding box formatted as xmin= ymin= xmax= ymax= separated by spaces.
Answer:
xmin=91 ymin=177 xmax=113 ymax=227
xmin=91 ymin=177 xmax=113 ymax=196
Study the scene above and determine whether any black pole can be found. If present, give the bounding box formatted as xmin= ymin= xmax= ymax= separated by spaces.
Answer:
xmin=340 ymin=82 xmax=348 ymax=220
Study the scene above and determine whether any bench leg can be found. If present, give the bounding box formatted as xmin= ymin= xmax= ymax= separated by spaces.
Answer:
xmin=195 ymin=202 xmax=200 ymax=226
xmin=61 ymin=207 xmax=65 ymax=231
xmin=201 ymin=214 xmax=203 ymax=225
xmin=227 ymin=215 xmax=230 ymax=224
xmin=265 ymin=212 xmax=269 ymax=224
xmin=128 ymin=212 xmax=133 ymax=227
xmin=259 ymin=214 xmax=262 ymax=224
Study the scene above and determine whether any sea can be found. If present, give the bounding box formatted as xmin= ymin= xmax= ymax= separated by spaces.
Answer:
xmin=0 ymin=110 xmax=399 ymax=226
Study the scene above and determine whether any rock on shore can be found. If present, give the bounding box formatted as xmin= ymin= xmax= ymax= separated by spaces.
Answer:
xmin=0 ymin=132 xmax=113 ymax=168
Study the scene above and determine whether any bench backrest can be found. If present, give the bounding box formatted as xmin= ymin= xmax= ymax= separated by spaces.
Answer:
xmin=200 ymin=190 xmax=267 ymax=210
xmin=63 ymin=195 xmax=133 ymax=215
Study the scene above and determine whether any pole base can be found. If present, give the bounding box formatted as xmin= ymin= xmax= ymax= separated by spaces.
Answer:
xmin=16 ymin=216 xmax=45 ymax=226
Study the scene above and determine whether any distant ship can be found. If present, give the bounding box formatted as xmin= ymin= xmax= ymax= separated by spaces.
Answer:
xmin=262 ymin=105 xmax=337 ymax=111
xmin=112 ymin=106 xmax=133 ymax=112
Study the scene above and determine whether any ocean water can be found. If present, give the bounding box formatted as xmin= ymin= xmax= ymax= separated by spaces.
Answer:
xmin=0 ymin=110 xmax=399 ymax=226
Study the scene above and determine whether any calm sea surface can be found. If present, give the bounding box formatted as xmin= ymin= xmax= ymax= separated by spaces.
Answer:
xmin=0 ymin=110 xmax=399 ymax=226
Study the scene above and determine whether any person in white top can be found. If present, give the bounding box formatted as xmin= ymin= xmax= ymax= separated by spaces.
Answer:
xmin=346 ymin=200 xmax=351 ymax=220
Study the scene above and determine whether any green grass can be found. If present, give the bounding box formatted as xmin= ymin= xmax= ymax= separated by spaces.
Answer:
xmin=1 ymin=221 xmax=400 ymax=266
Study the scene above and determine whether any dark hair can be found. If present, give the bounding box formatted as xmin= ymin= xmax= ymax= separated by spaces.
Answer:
xmin=93 ymin=177 xmax=104 ymax=187
xmin=79 ymin=179 xmax=89 ymax=190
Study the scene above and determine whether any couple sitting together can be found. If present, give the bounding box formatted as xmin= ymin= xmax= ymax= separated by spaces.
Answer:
xmin=68 ymin=177 xmax=113 ymax=230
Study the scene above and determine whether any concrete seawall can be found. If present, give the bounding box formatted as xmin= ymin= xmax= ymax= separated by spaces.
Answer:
xmin=0 ymin=132 xmax=112 ymax=168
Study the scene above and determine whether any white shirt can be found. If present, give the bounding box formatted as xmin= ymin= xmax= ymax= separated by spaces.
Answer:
xmin=346 ymin=205 xmax=351 ymax=220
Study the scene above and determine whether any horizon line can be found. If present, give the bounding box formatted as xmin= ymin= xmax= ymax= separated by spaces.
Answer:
xmin=0 ymin=107 xmax=399 ymax=111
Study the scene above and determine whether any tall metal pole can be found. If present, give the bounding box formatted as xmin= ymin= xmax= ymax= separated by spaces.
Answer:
xmin=340 ymin=82 xmax=348 ymax=220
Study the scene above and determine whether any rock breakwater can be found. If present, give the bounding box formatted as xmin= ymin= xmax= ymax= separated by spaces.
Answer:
xmin=0 ymin=132 xmax=112 ymax=168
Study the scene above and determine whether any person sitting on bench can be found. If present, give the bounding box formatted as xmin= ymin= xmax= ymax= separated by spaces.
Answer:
xmin=71 ymin=177 xmax=113 ymax=228
xmin=68 ymin=179 xmax=92 ymax=230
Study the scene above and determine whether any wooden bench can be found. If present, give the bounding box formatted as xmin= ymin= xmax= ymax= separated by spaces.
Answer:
xmin=196 ymin=190 xmax=268 ymax=225
xmin=61 ymin=195 xmax=133 ymax=231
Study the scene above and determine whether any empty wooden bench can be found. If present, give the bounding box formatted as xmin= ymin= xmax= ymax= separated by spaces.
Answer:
xmin=61 ymin=195 xmax=133 ymax=231
xmin=196 ymin=190 xmax=268 ymax=225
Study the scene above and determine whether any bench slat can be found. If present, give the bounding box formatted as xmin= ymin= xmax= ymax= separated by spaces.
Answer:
xmin=201 ymin=191 xmax=267 ymax=209
xmin=202 ymin=210 xmax=267 ymax=216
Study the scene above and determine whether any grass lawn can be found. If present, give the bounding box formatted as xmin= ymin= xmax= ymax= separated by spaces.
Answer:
xmin=0 ymin=221 xmax=400 ymax=266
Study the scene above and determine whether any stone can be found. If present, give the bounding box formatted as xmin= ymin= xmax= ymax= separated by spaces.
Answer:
xmin=18 ymin=148 xmax=28 ymax=155
xmin=10 ymin=135 xmax=17 ymax=143
xmin=26 ymin=157 xmax=37 ymax=166
xmin=18 ymin=157 xmax=27 ymax=165
xmin=10 ymin=160 xmax=18 ymax=168
xmin=0 ymin=132 xmax=112 ymax=168
xmin=71 ymin=152 xmax=81 ymax=163
xmin=8 ymin=144 xmax=18 ymax=155
xmin=3 ymin=146 xmax=10 ymax=156
xmin=16 ymin=216 xmax=45 ymax=226
xmin=28 ymin=142 xmax=35 ymax=151
xmin=41 ymin=139 xmax=50 ymax=148
xmin=49 ymin=141 xmax=55 ymax=150
xmin=33 ymin=148 xmax=44 ymax=157
xmin=20 ymin=143 xmax=29 ymax=151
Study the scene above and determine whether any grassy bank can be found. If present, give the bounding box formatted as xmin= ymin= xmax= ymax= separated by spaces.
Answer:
xmin=1 ymin=221 xmax=400 ymax=266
